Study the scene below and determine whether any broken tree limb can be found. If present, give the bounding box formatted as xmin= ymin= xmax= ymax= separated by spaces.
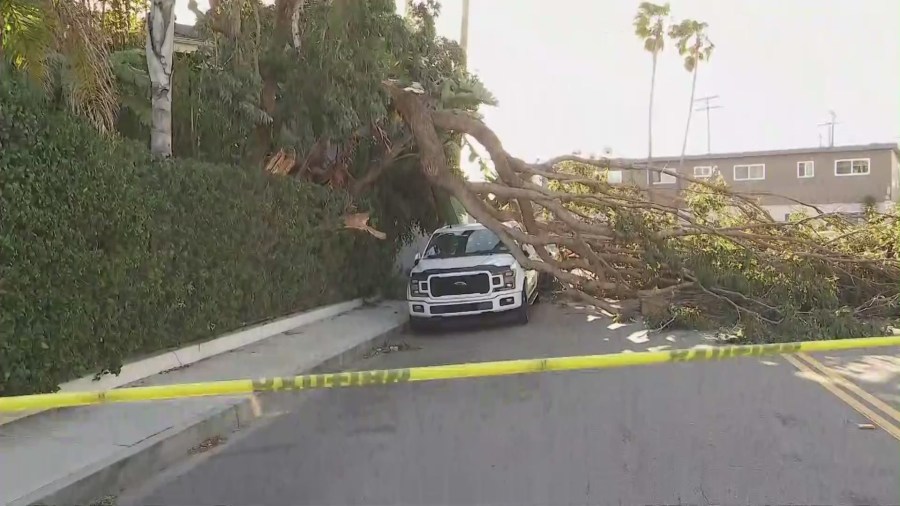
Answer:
xmin=382 ymin=80 xmax=899 ymax=340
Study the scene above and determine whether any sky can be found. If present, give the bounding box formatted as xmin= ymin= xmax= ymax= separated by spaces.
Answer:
xmin=176 ymin=0 xmax=900 ymax=170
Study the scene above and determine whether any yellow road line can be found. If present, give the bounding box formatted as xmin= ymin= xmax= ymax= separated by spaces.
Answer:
xmin=795 ymin=352 xmax=900 ymax=425
xmin=3 ymin=335 xmax=900 ymax=412
xmin=782 ymin=354 xmax=900 ymax=442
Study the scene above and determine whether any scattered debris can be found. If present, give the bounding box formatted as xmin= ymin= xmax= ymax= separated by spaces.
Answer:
xmin=88 ymin=495 xmax=117 ymax=506
xmin=857 ymin=423 xmax=876 ymax=430
xmin=364 ymin=341 xmax=421 ymax=358
xmin=189 ymin=435 xmax=227 ymax=454
xmin=161 ymin=363 xmax=191 ymax=374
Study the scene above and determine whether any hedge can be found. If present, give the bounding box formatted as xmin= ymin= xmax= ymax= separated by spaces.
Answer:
xmin=0 ymin=76 xmax=396 ymax=396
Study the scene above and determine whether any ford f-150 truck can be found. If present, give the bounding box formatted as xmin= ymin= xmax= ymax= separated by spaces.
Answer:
xmin=406 ymin=222 xmax=539 ymax=332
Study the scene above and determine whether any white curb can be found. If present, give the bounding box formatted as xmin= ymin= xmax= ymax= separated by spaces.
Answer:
xmin=0 ymin=298 xmax=364 ymax=426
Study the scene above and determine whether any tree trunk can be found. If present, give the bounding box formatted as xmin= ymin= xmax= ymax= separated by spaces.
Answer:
xmin=146 ymin=0 xmax=176 ymax=159
xmin=676 ymin=65 xmax=699 ymax=193
xmin=646 ymin=51 xmax=658 ymax=196
xmin=291 ymin=0 xmax=307 ymax=53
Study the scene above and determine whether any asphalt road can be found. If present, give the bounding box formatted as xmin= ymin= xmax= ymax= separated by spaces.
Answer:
xmin=122 ymin=302 xmax=900 ymax=506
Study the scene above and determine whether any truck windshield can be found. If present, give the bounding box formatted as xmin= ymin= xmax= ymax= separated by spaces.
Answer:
xmin=423 ymin=229 xmax=509 ymax=259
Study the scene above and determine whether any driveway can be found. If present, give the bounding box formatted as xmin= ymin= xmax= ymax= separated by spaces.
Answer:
xmin=121 ymin=302 xmax=900 ymax=505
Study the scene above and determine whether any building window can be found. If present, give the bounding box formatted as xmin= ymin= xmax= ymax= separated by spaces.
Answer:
xmin=797 ymin=161 xmax=814 ymax=178
xmin=835 ymin=158 xmax=870 ymax=176
xmin=693 ymin=166 xmax=713 ymax=178
xmin=733 ymin=164 xmax=765 ymax=181
xmin=651 ymin=169 xmax=676 ymax=184
xmin=607 ymin=170 xmax=622 ymax=184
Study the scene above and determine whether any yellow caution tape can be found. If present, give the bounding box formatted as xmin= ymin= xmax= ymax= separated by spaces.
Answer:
xmin=2 ymin=335 xmax=899 ymax=412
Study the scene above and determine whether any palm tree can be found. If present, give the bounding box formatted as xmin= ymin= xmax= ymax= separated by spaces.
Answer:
xmin=633 ymin=2 xmax=669 ymax=188
xmin=0 ymin=0 xmax=118 ymax=132
xmin=669 ymin=19 xmax=714 ymax=189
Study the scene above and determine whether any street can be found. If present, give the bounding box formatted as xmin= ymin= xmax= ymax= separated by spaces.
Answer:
xmin=121 ymin=303 xmax=900 ymax=506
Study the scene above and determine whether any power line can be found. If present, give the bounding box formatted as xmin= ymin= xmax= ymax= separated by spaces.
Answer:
xmin=693 ymin=95 xmax=722 ymax=154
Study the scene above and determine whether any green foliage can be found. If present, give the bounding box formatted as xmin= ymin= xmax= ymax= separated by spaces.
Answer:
xmin=0 ymin=74 xmax=396 ymax=395
xmin=633 ymin=2 xmax=670 ymax=54
xmin=668 ymin=19 xmax=714 ymax=72
xmin=662 ymin=181 xmax=897 ymax=342
xmin=1 ymin=0 xmax=119 ymax=131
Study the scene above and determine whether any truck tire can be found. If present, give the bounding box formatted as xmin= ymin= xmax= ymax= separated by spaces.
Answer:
xmin=514 ymin=287 xmax=530 ymax=325
xmin=409 ymin=315 xmax=429 ymax=334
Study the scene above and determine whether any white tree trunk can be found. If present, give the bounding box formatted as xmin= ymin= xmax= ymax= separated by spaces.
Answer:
xmin=677 ymin=65 xmax=699 ymax=192
xmin=291 ymin=0 xmax=307 ymax=53
xmin=146 ymin=0 xmax=176 ymax=158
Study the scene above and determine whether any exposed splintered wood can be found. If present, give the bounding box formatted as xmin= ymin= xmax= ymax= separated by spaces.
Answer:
xmin=382 ymin=80 xmax=900 ymax=339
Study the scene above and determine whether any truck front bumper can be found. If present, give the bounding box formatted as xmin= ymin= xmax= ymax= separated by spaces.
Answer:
xmin=408 ymin=290 xmax=523 ymax=318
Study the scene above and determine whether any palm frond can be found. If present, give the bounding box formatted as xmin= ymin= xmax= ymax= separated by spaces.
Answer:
xmin=3 ymin=0 xmax=119 ymax=132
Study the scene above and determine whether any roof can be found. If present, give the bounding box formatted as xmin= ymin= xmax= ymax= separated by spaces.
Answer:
xmin=620 ymin=143 xmax=900 ymax=164
xmin=437 ymin=223 xmax=487 ymax=233
xmin=174 ymin=23 xmax=200 ymax=40
xmin=435 ymin=220 xmax=524 ymax=233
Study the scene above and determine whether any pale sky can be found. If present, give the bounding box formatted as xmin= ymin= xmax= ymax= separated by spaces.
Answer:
xmin=177 ymin=0 xmax=900 ymax=170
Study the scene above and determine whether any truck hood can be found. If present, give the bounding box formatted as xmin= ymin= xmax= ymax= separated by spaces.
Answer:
xmin=412 ymin=254 xmax=516 ymax=274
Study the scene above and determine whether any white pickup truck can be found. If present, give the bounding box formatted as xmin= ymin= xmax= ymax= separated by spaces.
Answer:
xmin=406 ymin=222 xmax=539 ymax=332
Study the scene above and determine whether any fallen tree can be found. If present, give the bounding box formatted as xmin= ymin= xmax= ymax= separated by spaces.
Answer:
xmin=384 ymin=80 xmax=900 ymax=342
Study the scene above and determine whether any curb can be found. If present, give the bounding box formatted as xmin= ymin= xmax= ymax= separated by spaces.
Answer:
xmin=18 ymin=316 xmax=406 ymax=506
xmin=0 ymin=298 xmax=365 ymax=427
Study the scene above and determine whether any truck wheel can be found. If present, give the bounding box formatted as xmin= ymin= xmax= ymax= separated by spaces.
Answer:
xmin=537 ymin=271 xmax=555 ymax=291
xmin=409 ymin=316 xmax=429 ymax=334
xmin=514 ymin=287 xmax=530 ymax=325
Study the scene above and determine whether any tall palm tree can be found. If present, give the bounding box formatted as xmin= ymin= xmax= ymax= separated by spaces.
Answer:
xmin=0 ymin=0 xmax=118 ymax=132
xmin=669 ymin=19 xmax=714 ymax=189
xmin=633 ymin=2 xmax=669 ymax=188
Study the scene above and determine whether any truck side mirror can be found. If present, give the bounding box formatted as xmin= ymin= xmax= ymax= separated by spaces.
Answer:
xmin=413 ymin=252 xmax=421 ymax=266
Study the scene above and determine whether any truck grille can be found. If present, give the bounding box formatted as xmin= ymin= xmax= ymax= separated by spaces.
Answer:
xmin=428 ymin=273 xmax=491 ymax=297
xmin=431 ymin=302 xmax=493 ymax=315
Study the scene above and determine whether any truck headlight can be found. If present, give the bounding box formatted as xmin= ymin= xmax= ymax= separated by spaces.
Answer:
xmin=410 ymin=278 xmax=427 ymax=297
xmin=502 ymin=269 xmax=516 ymax=290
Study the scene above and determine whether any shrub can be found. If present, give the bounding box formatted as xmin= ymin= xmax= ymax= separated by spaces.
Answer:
xmin=0 ymin=76 xmax=396 ymax=395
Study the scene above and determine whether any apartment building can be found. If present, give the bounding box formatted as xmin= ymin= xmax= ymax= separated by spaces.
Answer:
xmin=609 ymin=143 xmax=899 ymax=221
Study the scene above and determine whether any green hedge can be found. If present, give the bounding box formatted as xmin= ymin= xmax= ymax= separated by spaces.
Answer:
xmin=0 ymin=76 xmax=395 ymax=395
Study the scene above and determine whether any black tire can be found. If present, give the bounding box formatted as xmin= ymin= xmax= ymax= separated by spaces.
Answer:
xmin=409 ymin=315 xmax=430 ymax=334
xmin=514 ymin=287 xmax=530 ymax=325
xmin=537 ymin=271 xmax=555 ymax=291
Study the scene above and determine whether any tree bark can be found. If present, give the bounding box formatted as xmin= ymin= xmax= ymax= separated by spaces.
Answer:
xmin=146 ymin=0 xmax=176 ymax=159
xmin=676 ymin=65 xmax=699 ymax=193
xmin=291 ymin=0 xmax=307 ymax=53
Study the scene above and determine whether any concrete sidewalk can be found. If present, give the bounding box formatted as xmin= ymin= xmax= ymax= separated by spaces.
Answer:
xmin=0 ymin=301 xmax=407 ymax=506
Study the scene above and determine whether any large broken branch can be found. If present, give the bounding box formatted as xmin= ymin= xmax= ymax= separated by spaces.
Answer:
xmin=381 ymin=80 xmax=900 ymax=340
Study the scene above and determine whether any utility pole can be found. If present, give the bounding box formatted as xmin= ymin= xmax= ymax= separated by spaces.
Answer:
xmin=818 ymin=110 xmax=839 ymax=148
xmin=693 ymin=95 xmax=722 ymax=154
xmin=460 ymin=0 xmax=470 ymax=65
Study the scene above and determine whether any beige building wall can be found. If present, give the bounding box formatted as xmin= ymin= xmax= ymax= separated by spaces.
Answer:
xmin=603 ymin=144 xmax=898 ymax=221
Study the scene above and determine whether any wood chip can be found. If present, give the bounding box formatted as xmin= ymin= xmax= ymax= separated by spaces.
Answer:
xmin=857 ymin=423 xmax=876 ymax=430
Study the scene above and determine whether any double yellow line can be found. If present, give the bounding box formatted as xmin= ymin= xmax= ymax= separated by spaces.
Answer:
xmin=784 ymin=353 xmax=900 ymax=441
